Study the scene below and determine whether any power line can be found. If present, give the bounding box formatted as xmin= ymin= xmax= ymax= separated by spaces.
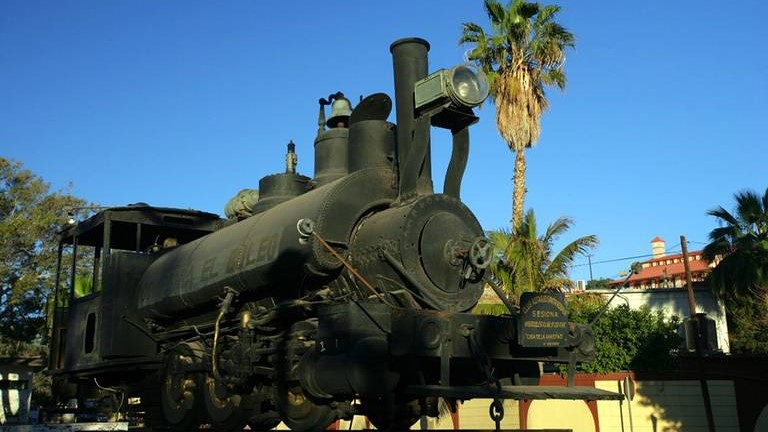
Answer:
xmin=570 ymin=253 xmax=654 ymax=268
xmin=570 ymin=239 xmax=704 ymax=269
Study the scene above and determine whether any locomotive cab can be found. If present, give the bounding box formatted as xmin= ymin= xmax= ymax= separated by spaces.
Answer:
xmin=49 ymin=205 xmax=222 ymax=380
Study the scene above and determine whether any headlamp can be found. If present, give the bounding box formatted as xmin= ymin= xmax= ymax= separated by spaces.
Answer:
xmin=415 ymin=64 xmax=489 ymax=111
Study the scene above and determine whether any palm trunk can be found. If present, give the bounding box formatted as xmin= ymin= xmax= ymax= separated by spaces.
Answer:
xmin=511 ymin=149 xmax=527 ymax=231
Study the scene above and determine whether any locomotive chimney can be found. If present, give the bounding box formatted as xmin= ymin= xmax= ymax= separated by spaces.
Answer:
xmin=390 ymin=38 xmax=433 ymax=197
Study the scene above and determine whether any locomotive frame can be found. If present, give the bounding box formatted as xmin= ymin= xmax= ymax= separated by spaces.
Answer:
xmin=48 ymin=38 xmax=620 ymax=431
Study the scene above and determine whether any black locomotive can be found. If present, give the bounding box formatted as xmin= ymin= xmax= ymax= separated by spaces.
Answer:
xmin=48 ymin=38 xmax=614 ymax=431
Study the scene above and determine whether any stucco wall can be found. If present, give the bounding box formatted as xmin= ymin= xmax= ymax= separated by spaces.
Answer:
xmin=596 ymin=379 xmax=738 ymax=432
xmin=447 ymin=378 xmax=739 ymax=431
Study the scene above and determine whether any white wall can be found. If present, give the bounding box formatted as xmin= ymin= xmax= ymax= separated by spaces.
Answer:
xmin=589 ymin=287 xmax=730 ymax=353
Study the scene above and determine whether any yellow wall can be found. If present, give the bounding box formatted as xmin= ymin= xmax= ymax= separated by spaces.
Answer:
xmin=452 ymin=399 xmax=521 ymax=430
xmin=434 ymin=379 xmax=739 ymax=431
xmin=528 ymin=399 xmax=595 ymax=432
xmin=273 ymin=379 xmax=742 ymax=430
xmin=455 ymin=398 xmax=593 ymax=431
xmin=596 ymin=379 xmax=738 ymax=432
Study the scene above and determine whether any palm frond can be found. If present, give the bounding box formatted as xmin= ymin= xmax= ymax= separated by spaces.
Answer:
xmin=535 ymin=4 xmax=561 ymax=26
xmin=515 ymin=1 xmax=540 ymax=21
xmin=704 ymin=187 xmax=768 ymax=299
xmin=541 ymin=215 xmax=572 ymax=245
xmin=486 ymin=210 xmax=597 ymax=302
xmin=703 ymin=227 xmax=736 ymax=261
xmin=734 ymin=189 xmax=764 ymax=229
xmin=459 ymin=22 xmax=486 ymax=44
xmin=707 ymin=205 xmax=739 ymax=227
xmin=547 ymin=235 xmax=598 ymax=280
xmin=762 ymin=187 xmax=768 ymax=221
xmin=541 ymin=68 xmax=566 ymax=89
xmin=484 ymin=0 xmax=507 ymax=27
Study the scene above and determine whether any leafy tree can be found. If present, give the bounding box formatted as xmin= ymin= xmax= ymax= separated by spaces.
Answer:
xmin=460 ymin=0 xmax=574 ymax=229
xmin=586 ymin=278 xmax=613 ymax=290
xmin=723 ymin=291 xmax=768 ymax=355
xmin=0 ymin=157 xmax=86 ymax=353
xmin=703 ymin=187 xmax=768 ymax=354
xmin=566 ymin=293 xmax=681 ymax=373
xmin=488 ymin=209 xmax=597 ymax=304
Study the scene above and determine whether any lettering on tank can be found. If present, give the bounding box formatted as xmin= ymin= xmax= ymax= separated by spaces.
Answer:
xmin=177 ymin=268 xmax=193 ymax=290
xmin=226 ymin=247 xmax=240 ymax=274
xmin=244 ymin=232 xmax=281 ymax=268
xmin=200 ymin=257 xmax=219 ymax=282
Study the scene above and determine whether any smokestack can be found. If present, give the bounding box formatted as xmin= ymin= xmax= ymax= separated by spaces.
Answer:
xmin=390 ymin=38 xmax=432 ymax=196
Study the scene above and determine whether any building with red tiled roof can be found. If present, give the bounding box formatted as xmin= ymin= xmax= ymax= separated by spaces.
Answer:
xmin=610 ymin=237 xmax=714 ymax=289
xmin=600 ymin=237 xmax=729 ymax=353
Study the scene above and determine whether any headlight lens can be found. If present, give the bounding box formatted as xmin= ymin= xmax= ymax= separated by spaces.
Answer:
xmin=414 ymin=64 xmax=490 ymax=113
xmin=449 ymin=64 xmax=489 ymax=108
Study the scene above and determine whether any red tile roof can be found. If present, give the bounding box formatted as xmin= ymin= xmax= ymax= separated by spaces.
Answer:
xmin=611 ymin=250 xmax=712 ymax=285
xmin=651 ymin=236 xmax=665 ymax=243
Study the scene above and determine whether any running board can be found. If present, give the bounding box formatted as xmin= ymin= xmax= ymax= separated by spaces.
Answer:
xmin=406 ymin=385 xmax=625 ymax=401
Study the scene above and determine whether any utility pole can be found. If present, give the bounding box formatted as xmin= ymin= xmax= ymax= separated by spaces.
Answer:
xmin=681 ymin=235 xmax=716 ymax=432
xmin=681 ymin=236 xmax=697 ymax=316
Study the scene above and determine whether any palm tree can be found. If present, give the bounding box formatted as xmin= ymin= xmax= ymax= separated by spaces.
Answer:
xmin=460 ymin=0 xmax=574 ymax=230
xmin=489 ymin=209 xmax=597 ymax=303
xmin=703 ymin=187 xmax=768 ymax=300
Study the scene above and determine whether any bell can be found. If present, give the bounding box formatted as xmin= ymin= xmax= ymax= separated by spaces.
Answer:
xmin=326 ymin=96 xmax=352 ymax=128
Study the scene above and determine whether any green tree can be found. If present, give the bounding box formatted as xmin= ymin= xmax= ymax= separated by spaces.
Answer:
xmin=703 ymin=187 xmax=768 ymax=354
xmin=566 ymin=293 xmax=681 ymax=373
xmin=586 ymin=278 xmax=613 ymax=290
xmin=0 ymin=157 xmax=86 ymax=353
xmin=702 ymin=187 xmax=768 ymax=300
xmin=488 ymin=209 xmax=597 ymax=303
xmin=460 ymin=0 xmax=574 ymax=229
xmin=723 ymin=291 xmax=768 ymax=355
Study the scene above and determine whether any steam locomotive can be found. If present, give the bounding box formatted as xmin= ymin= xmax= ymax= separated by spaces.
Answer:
xmin=48 ymin=38 xmax=615 ymax=431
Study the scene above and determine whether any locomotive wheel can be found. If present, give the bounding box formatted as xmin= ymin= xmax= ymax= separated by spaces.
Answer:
xmin=160 ymin=347 xmax=204 ymax=430
xmin=203 ymin=374 xmax=253 ymax=431
xmin=362 ymin=396 xmax=420 ymax=431
xmin=277 ymin=385 xmax=336 ymax=432
xmin=160 ymin=374 xmax=203 ymax=429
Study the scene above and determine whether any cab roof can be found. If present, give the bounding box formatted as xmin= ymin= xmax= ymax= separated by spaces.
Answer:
xmin=59 ymin=203 xmax=223 ymax=251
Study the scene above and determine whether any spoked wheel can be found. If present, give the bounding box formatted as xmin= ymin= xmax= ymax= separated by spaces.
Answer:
xmin=276 ymin=384 xmax=336 ymax=432
xmin=160 ymin=346 xmax=204 ymax=430
xmin=362 ymin=396 xmax=420 ymax=431
xmin=202 ymin=374 xmax=254 ymax=431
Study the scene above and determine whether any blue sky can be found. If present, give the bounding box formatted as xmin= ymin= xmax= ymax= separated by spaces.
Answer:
xmin=2 ymin=1 xmax=766 ymax=282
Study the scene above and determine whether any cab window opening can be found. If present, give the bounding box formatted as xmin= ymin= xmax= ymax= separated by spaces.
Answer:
xmin=70 ymin=237 xmax=99 ymax=299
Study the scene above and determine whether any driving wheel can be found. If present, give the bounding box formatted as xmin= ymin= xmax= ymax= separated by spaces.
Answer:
xmin=160 ymin=345 xmax=204 ymax=430
xmin=276 ymin=385 xmax=336 ymax=432
xmin=203 ymin=374 xmax=255 ymax=431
